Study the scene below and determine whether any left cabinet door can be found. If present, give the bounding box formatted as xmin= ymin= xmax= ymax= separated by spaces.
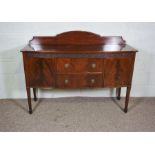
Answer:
xmin=23 ymin=53 xmax=56 ymax=87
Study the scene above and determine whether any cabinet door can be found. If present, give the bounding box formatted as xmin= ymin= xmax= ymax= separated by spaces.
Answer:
xmin=104 ymin=56 xmax=135 ymax=87
xmin=23 ymin=54 xmax=56 ymax=87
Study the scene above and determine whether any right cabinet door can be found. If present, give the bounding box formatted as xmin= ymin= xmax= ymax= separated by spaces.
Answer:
xmin=104 ymin=55 xmax=135 ymax=87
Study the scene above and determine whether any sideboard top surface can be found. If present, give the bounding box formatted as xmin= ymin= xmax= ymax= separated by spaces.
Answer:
xmin=21 ymin=31 xmax=138 ymax=53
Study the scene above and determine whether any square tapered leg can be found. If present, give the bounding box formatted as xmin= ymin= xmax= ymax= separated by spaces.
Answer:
xmin=26 ymin=87 xmax=32 ymax=114
xmin=124 ymin=86 xmax=131 ymax=113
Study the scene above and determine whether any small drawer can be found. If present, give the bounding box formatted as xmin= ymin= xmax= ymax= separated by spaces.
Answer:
xmin=56 ymin=58 xmax=103 ymax=73
xmin=56 ymin=74 xmax=103 ymax=88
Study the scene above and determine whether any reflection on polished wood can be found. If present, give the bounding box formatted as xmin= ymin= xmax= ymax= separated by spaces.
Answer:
xmin=21 ymin=31 xmax=138 ymax=114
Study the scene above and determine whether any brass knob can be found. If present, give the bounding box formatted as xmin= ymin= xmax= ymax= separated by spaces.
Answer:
xmin=64 ymin=63 xmax=70 ymax=69
xmin=91 ymin=63 xmax=96 ymax=69
xmin=91 ymin=79 xmax=95 ymax=84
xmin=64 ymin=79 xmax=69 ymax=84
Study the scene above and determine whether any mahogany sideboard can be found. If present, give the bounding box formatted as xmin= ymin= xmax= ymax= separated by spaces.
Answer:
xmin=21 ymin=31 xmax=138 ymax=114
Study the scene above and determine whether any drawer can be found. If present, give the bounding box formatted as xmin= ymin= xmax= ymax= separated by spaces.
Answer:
xmin=56 ymin=73 xmax=103 ymax=88
xmin=56 ymin=58 xmax=103 ymax=73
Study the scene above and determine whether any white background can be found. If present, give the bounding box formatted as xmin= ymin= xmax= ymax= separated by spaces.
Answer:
xmin=0 ymin=22 xmax=155 ymax=98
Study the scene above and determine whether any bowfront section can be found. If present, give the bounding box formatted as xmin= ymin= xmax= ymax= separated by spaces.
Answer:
xmin=56 ymin=58 xmax=104 ymax=88
xmin=23 ymin=53 xmax=135 ymax=89
xmin=21 ymin=31 xmax=137 ymax=114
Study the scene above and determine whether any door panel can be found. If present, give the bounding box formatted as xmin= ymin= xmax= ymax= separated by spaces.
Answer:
xmin=104 ymin=56 xmax=134 ymax=87
xmin=24 ymin=54 xmax=55 ymax=87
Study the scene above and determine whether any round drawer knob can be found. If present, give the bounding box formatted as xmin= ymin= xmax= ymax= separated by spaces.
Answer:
xmin=64 ymin=63 xmax=70 ymax=69
xmin=91 ymin=63 xmax=96 ymax=68
xmin=91 ymin=79 xmax=95 ymax=84
xmin=64 ymin=79 xmax=69 ymax=84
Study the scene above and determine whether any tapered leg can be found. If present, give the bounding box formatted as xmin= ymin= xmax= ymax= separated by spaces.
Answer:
xmin=33 ymin=88 xmax=37 ymax=101
xmin=124 ymin=86 xmax=131 ymax=113
xmin=26 ymin=87 xmax=32 ymax=114
xmin=116 ymin=87 xmax=121 ymax=100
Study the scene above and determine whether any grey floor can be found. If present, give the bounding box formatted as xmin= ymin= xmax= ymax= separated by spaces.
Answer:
xmin=0 ymin=97 xmax=155 ymax=132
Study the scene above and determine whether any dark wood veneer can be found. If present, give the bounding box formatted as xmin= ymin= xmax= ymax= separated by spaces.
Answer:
xmin=21 ymin=31 xmax=137 ymax=114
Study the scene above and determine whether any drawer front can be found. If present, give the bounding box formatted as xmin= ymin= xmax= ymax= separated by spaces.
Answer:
xmin=56 ymin=58 xmax=103 ymax=73
xmin=56 ymin=74 xmax=103 ymax=88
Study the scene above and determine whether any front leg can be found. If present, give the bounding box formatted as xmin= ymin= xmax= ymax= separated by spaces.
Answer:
xmin=124 ymin=86 xmax=131 ymax=113
xmin=26 ymin=87 xmax=32 ymax=114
